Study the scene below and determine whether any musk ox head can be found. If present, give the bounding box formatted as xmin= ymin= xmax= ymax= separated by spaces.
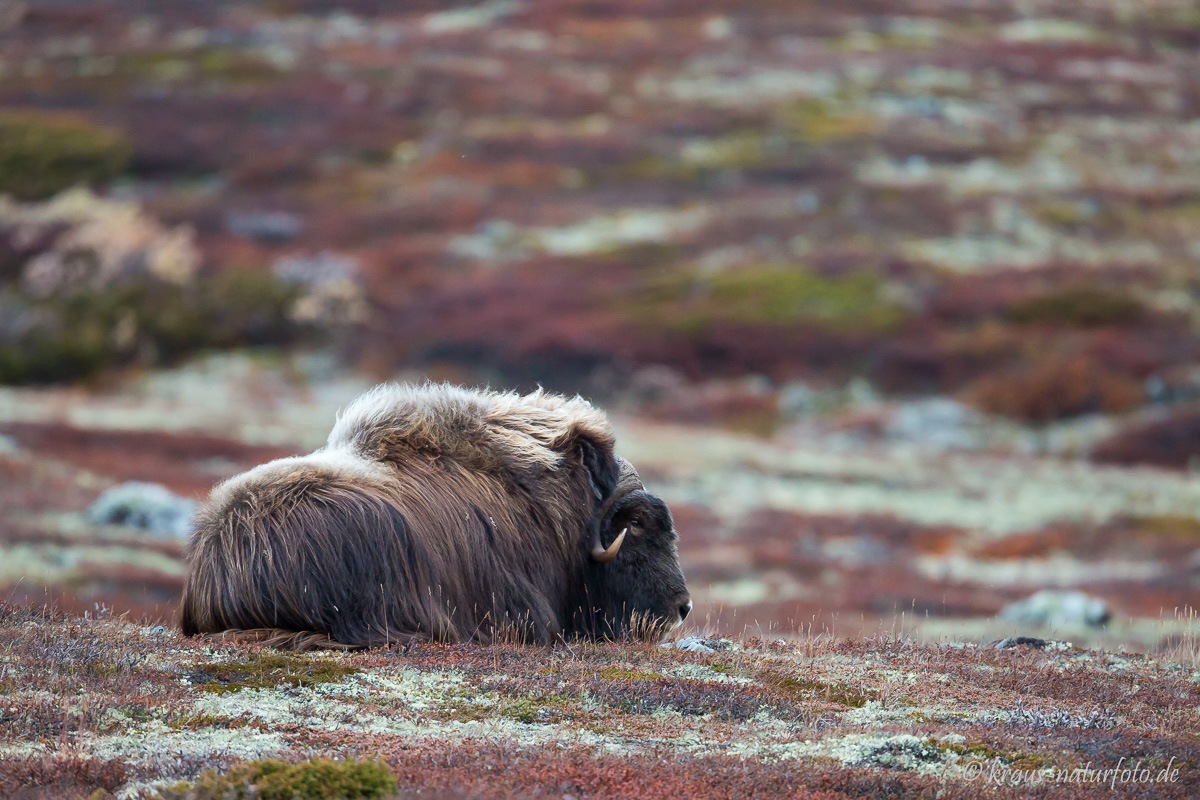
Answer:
xmin=583 ymin=457 xmax=691 ymax=639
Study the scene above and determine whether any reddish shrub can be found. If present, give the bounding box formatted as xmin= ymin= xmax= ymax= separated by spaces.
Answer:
xmin=0 ymin=422 xmax=300 ymax=495
xmin=962 ymin=353 xmax=1145 ymax=422
xmin=873 ymin=322 xmax=1025 ymax=394
xmin=1092 ymin=409 xmax=1200 ymax=469
xmin=0 ymin=755 xmax=127 ymax=798
xmin=973 ymin=527 xmax=1076 ymax=559
xmin=638 ymin=383 xmax=781 ymax=435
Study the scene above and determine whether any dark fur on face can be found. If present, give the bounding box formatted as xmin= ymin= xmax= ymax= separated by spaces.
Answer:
xmin=584 ymin=490 xmax=690 ymax=639
xmin=179 ymin=383 xmax=690 ymax=649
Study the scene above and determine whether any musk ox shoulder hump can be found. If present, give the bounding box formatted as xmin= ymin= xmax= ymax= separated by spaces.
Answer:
xmin=326 ymin=382 xmax=616 ymax=483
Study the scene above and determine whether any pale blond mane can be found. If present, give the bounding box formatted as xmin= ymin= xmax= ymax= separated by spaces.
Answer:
xmin=326 ymin=382 xmax=615 ymax=480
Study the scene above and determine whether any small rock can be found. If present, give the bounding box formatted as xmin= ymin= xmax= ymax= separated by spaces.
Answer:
xmin=999 ymin=590 xmax=1110 ymax=628
xmin=87 ymin=481 xmax=197 ymax=538
xmin=628 ymin=365 xmax=686 ymax=400
xmin=225 ymin=210 xmax=302 ymax=242
xmin=846 ymin=377 xmax=881 ymax=408
xmin=778 ymin=381 xmax=821 ymax=417
xmin=821 ymin=536 xmax=892 ymax=567
xmin=795 ymin=189 xmax=821 ymax=214
xmin=272 ymin=250 xmax=367 ymax=326
xmin=993 ymin=636 xmax=1049 ymax=649
xmin=884 ymin=398 xmax=986 ymax=450
xmin=660 ymin=637 xmax=731 ymax=653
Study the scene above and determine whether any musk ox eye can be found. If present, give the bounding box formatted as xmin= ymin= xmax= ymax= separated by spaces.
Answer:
xmin=629 ymin=518 xmax=642 ymax=528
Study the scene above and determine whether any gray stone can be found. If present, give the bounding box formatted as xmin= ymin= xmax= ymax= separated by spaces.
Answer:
xmin=225 ymin=210 xmax=302 ymax=242
xmin=87 ymin=481 xmax=197 ymax=538
xmin=272 ymin=250 xmax=367 ymax=325
xmin=884 ymin=398 xmax=986 ymax=450
xmin=779 ymin=381 xmax=820 ymax=417
xmin=993 ymin=636 xmax=1048 ymax=649
xmin=660 ymin=637 xmax=732 ymax=653
xmin=998 ymin=590 xmax=1110 ymax=628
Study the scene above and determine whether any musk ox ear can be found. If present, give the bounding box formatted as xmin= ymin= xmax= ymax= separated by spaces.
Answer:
xmin=523 ymin=389 xmax=618 ymax=500
xmin=577 ymin=437 xmax=619 ymax=502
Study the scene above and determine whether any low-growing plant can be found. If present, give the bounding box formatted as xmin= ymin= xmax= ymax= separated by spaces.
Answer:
xmin=187 ymin=652 xmax=360 ymax=694
xmin=155 ymin=757 xmax=397 ymax=800
xmin=1092 ymin=409 xmax=1200 ymax=469
xmin=778 ymin=98 xmax=879 ymax=144
xmin=596 ymin=666 xmax=661 ymax=682
xmin=0 ymin=755 xmax=128 ymax=797
xmin=498 ymin=693 xmax=576 ymax=724
xmin=0 ymin=110 xmax=131 ymax=199
xmin=765 ymin=674 xmax=877 ymax=708
xmin=167 ymin=713 xmax=251 ymax=731
xmin=636 ymin=264 xmax=909 ymax=335
xmin=0 ymin=268 xmax=302 ymax=384
xmin=963 ymin=353 xmax=1144 ymax=422
xmin=1006 ymin=286 xmax=1147 ymax=328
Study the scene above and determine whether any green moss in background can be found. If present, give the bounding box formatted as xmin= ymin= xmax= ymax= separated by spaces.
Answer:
xmin=778 ymin=99 xmax=879 ymax=145
xmin=117 ymin=48 xmax=283 ymax=86
xmin=636 ymin=264 xmax=909 ymax=335
xmin=765 ymin=674 xmax=878 ymax=708
xmin=1006 ymin=286 xmax=1147 ymax=327
xmin=596 ymin=666 xmax=660 ymax=682
xmin=190 ymin=651 xmax=360 ymax=694
xmin=0 ymin=111 xmax=131 ymax=200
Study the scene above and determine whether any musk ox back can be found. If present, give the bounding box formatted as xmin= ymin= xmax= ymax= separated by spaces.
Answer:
xmin=180 ymin=383 xmax=690 ymax=649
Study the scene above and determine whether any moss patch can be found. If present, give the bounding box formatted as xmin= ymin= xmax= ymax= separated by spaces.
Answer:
xmin=187 ymin=652 xmax=359 ymax=694
xmin=167 ymin=713 xmax=251 ymax=731
xmin=596 ymin=666 xmax=661 ymax=682
xmin=117 ymin=48 xmax=283 ymax=86
xmin=636 ymin=264 xmax=908 ymax=335
xmin=1007 ymin=287 xmax=1147 ymax=327
xmin=499 ymin=694 xmax=576 ymax=724
xmin=1126 ymin=515 xmax=1200 ymax=539
xmin=446 ymin=688 xmax=579 ymax=725
xmin=155 ymin=757 xmax=396 ymax=800
xmin=778 ymin=99 xmax=879 ymax=145
xmin=935 ymin=739 xmax=1055 ymax=771
xmin=0 ymin=111 xmax=131 ymax=200
xmin=766 ymin=674 xmax=877 ymax=708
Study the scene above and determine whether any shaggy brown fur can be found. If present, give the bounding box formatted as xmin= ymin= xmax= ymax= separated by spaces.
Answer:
xmin=180 ymin=383 xmax=689 ymax=649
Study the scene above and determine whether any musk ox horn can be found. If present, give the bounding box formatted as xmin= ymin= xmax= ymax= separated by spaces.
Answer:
xmin=590 ymin=527 xmax=627 ymax=563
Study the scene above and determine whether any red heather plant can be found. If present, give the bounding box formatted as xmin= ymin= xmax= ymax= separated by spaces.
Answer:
xmin=1092 ymin=409 xmax=1200 ymax=469
xmin=0 ymin=755 xmax=128 ymax=798
xmin=963 ymin=353 xmax=1145 ymax=423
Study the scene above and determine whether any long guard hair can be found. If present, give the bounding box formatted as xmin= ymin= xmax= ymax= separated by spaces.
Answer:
xmin=179 ymin=383 xmax=627 ymax=648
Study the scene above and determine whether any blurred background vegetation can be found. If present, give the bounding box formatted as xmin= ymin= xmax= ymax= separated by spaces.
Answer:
xmin=2 ymin=0 xmax=1200 ymax=649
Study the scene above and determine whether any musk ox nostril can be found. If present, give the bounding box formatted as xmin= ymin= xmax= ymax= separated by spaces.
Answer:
xmin=679 ymin=599 xmax=692 ymax=621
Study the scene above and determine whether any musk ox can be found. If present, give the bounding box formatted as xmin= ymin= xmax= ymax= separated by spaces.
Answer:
xmin=179 ymin=382 xmax=691 ymax=649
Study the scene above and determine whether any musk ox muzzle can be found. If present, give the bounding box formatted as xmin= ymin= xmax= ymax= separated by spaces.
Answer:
xmin=179 ymin=382 xmax=690 ymax=649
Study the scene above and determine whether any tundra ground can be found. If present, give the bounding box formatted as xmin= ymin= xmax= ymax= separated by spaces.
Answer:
xmin=1 ymin=604 xmax=1197 ymax=800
